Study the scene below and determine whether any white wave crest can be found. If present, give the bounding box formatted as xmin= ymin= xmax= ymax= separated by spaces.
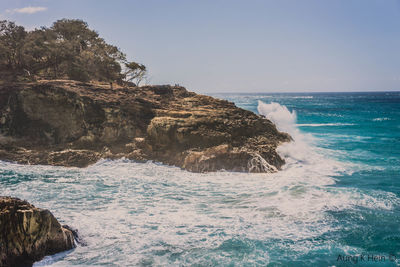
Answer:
xmin=372 ymin=117 xmax=390 ymax=121
xmin=257 ymin=101 xmax=297 ymax=134
xmin=296 ymin=123 xmax=355 ymax=127
xmin=291 ymin=96 xmax=313 ymax=99
xmin=257 ymin=100 xmax=348 ymax=174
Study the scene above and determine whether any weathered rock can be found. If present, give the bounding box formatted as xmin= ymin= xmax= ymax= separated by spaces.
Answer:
xmin=0 ymin=196 xmax=75 ymax=267
xmin=0 ymin=80 xmax=291 ymax=172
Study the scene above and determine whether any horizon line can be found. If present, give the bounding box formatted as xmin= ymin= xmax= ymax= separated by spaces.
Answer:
xmin=204 ymin=89 xmax=400 ymax=94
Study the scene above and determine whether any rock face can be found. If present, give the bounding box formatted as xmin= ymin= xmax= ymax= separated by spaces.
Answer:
xmin=0 ymin=80 xmax=291 ymax=172
xmin=0 ymin=196 xmax=75 ymax=267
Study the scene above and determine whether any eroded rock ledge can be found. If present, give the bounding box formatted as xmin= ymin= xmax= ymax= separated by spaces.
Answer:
xmin=0 ymin=196 xmax=75 ymax=267
xmin=0 ymin=80 xmax=291 ymax=172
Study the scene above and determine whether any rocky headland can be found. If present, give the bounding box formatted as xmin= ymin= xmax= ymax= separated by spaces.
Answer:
xmin=0 ymin=80 xmax=291 ymax=172
xmin=0 ymin=196 xmax=75 ymax=267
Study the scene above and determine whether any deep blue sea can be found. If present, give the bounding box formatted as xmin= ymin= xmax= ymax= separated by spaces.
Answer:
xmin=1 ymin=92 xmax=399 ymax=266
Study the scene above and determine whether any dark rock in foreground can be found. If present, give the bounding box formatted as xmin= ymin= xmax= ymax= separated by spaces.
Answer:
xmin=0 ymin=196 xmax=75 ymax=267
xmin=0 ymin=80 xmax=291 ymax=172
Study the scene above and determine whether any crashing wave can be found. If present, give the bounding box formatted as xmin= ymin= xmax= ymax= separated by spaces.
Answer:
xmin=247 ymin=153 xmax=278 ymax=173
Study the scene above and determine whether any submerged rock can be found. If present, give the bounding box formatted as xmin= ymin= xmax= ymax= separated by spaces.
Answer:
xmin=0 ymin=196 xmax=75 ymax=267
xmin=0 ymin=80 xmax=291 ymax=172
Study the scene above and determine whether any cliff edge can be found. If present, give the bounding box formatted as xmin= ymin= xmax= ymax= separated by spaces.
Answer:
xmin=0 ymin=80 xmax=291 ymax=172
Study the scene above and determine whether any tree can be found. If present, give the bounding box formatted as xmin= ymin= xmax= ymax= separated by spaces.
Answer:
xmin=0 ymin=19 xmax=147 ymax=86
xmin=0 ymin=20 xmax=27 ymax=77
xmin=50 ymin=19 xmax=127 ymax=85
xmin=22 ymin=28 xmax=70 ymax=78
xmin=124 ymin=61 xmax=147 ymax=86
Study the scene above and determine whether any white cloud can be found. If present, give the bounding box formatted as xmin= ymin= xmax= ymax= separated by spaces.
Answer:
xmin=9 ymin=6 xmax=48 ymax=14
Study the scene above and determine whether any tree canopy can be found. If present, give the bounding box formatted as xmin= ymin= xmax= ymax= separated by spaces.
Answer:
xmin=0 ymin=19 xmax=146 ymax=86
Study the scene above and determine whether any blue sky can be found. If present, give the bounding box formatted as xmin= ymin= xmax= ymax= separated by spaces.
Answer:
xmin=1 ymin=0 xmax=400 ymax=93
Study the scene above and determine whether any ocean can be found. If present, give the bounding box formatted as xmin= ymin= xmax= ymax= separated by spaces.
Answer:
xmin=1 ymin=92 xmax=399 ymax=266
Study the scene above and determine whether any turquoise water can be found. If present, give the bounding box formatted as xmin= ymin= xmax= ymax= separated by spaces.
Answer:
xmin=1 ymin=92 xmax=399 ymax=266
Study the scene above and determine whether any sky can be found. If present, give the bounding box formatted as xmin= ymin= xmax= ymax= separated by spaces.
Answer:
xmin=1 ymin=0 xmax=400 ymax=93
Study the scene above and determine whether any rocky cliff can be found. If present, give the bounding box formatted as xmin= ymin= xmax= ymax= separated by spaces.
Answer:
xmin=0 ymin=196 xmax=75 ymax=267
xmin=0 ymin=80 xmax=291 ymax=172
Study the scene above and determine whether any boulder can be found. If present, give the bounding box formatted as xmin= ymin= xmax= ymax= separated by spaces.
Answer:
xmin=0 ymin=196 xmax=75 ymax=267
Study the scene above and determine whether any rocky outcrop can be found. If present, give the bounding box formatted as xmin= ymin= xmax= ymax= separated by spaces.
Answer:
xmin=0 ymin=196 xmax=75 ymax=267
xmin=0 ymin=80 xmax=291 ymax=172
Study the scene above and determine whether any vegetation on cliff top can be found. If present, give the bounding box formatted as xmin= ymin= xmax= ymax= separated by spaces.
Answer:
xmin=0 ymin=19 xmax=146 ymax=86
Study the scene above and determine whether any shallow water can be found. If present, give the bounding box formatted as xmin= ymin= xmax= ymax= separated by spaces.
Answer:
xmin=1 ymin=92 xmax=399 ymax=266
